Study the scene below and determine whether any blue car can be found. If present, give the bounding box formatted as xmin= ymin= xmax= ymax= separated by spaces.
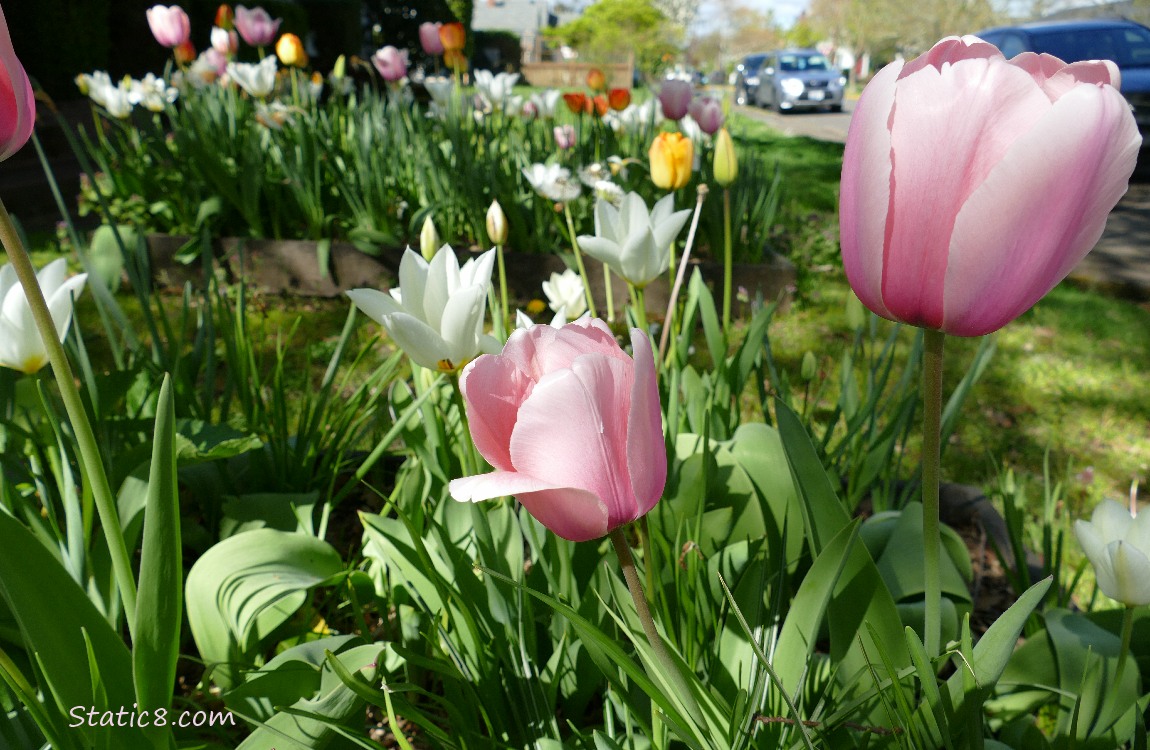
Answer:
xmin=976 ymin=18 xmax=1150 ymax=138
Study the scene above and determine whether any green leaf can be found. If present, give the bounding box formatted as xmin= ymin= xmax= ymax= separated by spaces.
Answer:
xmin=185 ymin=529 xmax=344 ymax=689
xmin=133 ymin=375 xmax=182 ymax=735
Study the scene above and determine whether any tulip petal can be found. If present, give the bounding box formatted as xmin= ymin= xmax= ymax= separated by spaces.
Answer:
xmin=1110 ymin=541 xmax=1150 ymax=606
xmin=45 ymin=273 xmax=86 ymax=342
xmin=508 ymin=353 xmax=636 ymax=528
xmin=578 ymin=236 xmax=623 ymax=270
xmin=378 ymin=312 xmax=451 ymax=371
xmin=625 ymin=329 xmax=665 ymax=516
xmin=1074 ymin=519 xmax=1108 ymax=578
xmin=438 ymin=283 xmax=487 ymax=366
xmin=501 ymin=319 xmax=627 ymax=382
xmin=460 ymin=354 xmax=535 ymax=471
xmin=0 ymin=4 xmax=34 ymax=161
xmin=839 ymin=60 xmax=901 ymax=321
xmin=943 ymin=82 xmax=1139 ymax=336
xmin=346 ymin=288 xmax=404 ymax=323
xmin=881 ymin=55 xmax=1050 ymax=330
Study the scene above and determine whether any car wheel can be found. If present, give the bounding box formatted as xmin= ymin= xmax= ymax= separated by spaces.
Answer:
xmin=829 ymin=103 xmax=843 ymax=113
xmin=735 ymin=87 xmax=746 ymax=106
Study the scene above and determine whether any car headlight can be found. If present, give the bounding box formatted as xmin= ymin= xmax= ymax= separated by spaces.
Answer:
xmin=780 ymin=77 xmax=804 ymax=97
xmin=746 ymin=76 xmax=760 ymax=87
xmin=838 ymin=76 xmax=847 ymax=87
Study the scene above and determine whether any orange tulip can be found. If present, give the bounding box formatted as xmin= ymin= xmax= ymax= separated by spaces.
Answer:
xmin=173 ymin=39 xmax=197 ymax=65
xmin=586 ymin=67 xmax=606 ymax=92
xmin=215 ymin=4 xmax=234 ymax=30
xmin=563 ymin=91 xmax=589 ymax=114
xmin=276 ymin=33 xmax=308 ymax=67
xmin=443 ymin=47 xmax=468 ymax=72
xmin=591 ymin=94 xmax=608 ymax=117
xmin=649 ymin=131 xmax=693 ymax=190
xmin=607 ymin=87 xmax=630 ymax=111
xmin=439 ymin=22 xmax=466 ymax=52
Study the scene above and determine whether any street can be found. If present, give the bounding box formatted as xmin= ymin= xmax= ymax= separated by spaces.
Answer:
xmin=732 ymin=98 xmax=855 ymax=143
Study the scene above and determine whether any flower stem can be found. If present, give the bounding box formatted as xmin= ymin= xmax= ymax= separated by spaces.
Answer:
xmin=0 ymin=198 xmax=138 ymax=637
xmin=449 ymin=373 xmax=479 ymax=476
xmin=496 ymin=242 xmax=509 ymax=334
xmin=658 ymin=186 xmax=707 ymax=366
xmin=564 ymin=203 xmax=598 ymax=319
xmin=609 ymin=527 xmax=704 ymax=727
xmin=922 ymin=328 xmax=946 ymax=656
xmin=1108 ymin=605 xmax=1137 ymax=724
xmin=721 ymin=187 xmax=733 ymax=330
xmin=628 ymin=283 xmax=649 ymax=336
xmin=602 ymin=262 xmax=615 ymax=323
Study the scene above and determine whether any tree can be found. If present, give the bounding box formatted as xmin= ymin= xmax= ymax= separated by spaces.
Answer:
xmin=807 ymin=0 xmax=1002 ymax=62
xmin=547 ymin=0 xmax=682 ymax=74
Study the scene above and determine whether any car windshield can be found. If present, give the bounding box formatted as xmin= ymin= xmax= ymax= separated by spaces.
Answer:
xmin=778 ymin=54 xmax=830 ymax=72
xmin=1031 ymin=25 xmax=1150 ymax=67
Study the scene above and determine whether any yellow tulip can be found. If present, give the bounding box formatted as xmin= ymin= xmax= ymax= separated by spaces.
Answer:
xmin=713 ymin=127 xmax=738 ymax=187
xmin=275 ymin=33 xmax=308 ymax=67
xmin=649 ymin=132 xmax=693 ymax=190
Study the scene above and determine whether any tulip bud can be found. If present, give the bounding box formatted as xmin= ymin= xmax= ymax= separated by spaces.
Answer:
xmin=801 ymin=351 xmax=817 ymax=381
xmin=713 ymin=127 xmax=737 ymax=187
xmin=439 ymin=22 xmax=466 ymax=52
xmin=486 ymin=201 xmax=507 ymax=245
xmin=215 ymin=4 xmax=234 ymax=30
xmin=276 ymin=33 xmax=308 ymax=67
xmin=419 ymin=22 xmax=444 ymax=55
xmin=173 ymin=39 xmax=197 ymax=65
xmin=420 ymin=215 xmax=440 ymax=261
xmin=586 ymin=67 xmax=606 ymax=92
xmin=845 ymin=290 xmax=866 ymax=331
xmin=648 ymin=131 xmax=693 ymax=190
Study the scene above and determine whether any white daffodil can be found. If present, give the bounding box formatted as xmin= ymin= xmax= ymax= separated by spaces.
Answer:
xmin=78 ymin=72 xmax=133 ymax=118
xmin=523 ymin=163 xmax=582 ymax=203
xmin=227 ymin=55 xmax=278 ymax=98
xmin=473 ymin=70 xmax=519 ymax=111
xmin=576 ymin=192 xmax=691 ymax=288
xmin=541 ymin=269 xmax=586 ymax=318
xmin=1075 ymin=498 xmax=1150 ymax=606
xmin=514 ymin=306 xmax=588 ymax=330
xmin=128 ymin=73 xmax=178 ymax=112
xmin=347 ymin=245 xmax=497 ymax=372
xmin=593 ymin=180 xmax=624 ymax=206
xmin=530 ymin=89 xmax=560 ymax=118
xmin=578 ymin=163 xmax=611 ymax=188
xmin=0 ymin=259 xmax=87 ymax=375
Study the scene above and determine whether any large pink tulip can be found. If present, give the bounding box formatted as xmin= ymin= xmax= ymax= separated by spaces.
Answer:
xmin=372 ymin=46 xmax=408 ymax=82
xmin=449 ymin=319 xmax=665 ymax=543
xmin=146 ymin=5 xmax=191 ymax=48
xmin=658 ymin=79 xmax=692 ymax=121
xmin=840 ymin=36 xmax=1141 ymax=337
xmin=419 ymin=22 xmax=443 ymax=56
xmin=0 ymin=2 xmax=34 ymax=161
xmin=234 ymin=5 xmax=282 ymax=47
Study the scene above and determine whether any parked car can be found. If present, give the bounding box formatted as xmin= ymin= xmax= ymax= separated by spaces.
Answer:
xmin=752 ymin=49 xmax=846 ymax=112
xmin=976 ymin=19 xmax=1150 ymax=139
xmin=734 ymin=53 xmax=769 ymax=106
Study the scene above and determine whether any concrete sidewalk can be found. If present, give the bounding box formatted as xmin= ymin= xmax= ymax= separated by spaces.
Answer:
xmin=1071 ymin=180 xmax=1150 ymax=299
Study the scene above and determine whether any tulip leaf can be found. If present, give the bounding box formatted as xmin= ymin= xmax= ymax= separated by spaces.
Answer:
xmin=132 ymin=375 xmax=182 ymax=735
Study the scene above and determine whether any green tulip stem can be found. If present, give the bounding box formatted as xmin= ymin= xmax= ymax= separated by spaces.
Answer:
xmin=602 ymin=262 xmax=615 ymax=323
xmin=922 ymin=328 xmax=946 ymax=656
xmin=628 ymin=283 xmax=649 ymax=336
xmin=1110 ymin=604 xmax=1137 ymax=722
xmin=0 ymin=197 xmax=138 ymax=638
xmin=564 ymin=202 xmax=598 ymax=319
xmin=721 ymin=187 xmax=733 ymax=330
xmin=657 ymin=186 xmax=707 ymax=366
xmin=495 ymin=242 xmax=509 ymax=336
xmin=609 ymin=527 xmax=704 ymax=727
xmin=449 ymin=373 xmax=479 ymax=477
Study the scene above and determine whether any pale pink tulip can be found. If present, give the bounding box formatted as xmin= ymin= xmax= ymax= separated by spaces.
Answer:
xmin=688 ymin=96 xmax=723 ymax=134
xmin=234 ymin=4 xmax=281 ymax=48
xmin=419 ymin=22 xmax=443 ymax=56
xmin=0 ymin=2 xmax=33 ymax=161
xmin=146 ymin=4 xmax=191 ymax=48
xmin=450 ymin=319 xmax=665 ymax=542
xmin=372 ymin=46 xmax=408 ymax=82
xmin=840 ymin=36 xmax=1141 ymax=337
xmin=210 ymin=26 xmax=239 ymax=56
xmin=657 ymin=79 xmax=692 ymax=121
xmin=553 ymin=123 xmax=576 ymax=150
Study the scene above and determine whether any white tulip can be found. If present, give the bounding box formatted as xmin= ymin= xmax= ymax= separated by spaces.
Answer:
xmin=576 ymin=192 xmax=691 ymax=288
xmin=227 ymin=55 xmax=278 ymax=98
xmin=347 ymin=245 xmax=497 ymax=372
xmin=473 ymin=70 xmax=519 ymax=111
xmin=541 ymin=269 xmax=586 ymax=318
xmin=522 ymin=163 xmax=582 ymax=203
xmin=0 ymin=259 xmax=87 ymax=374
xmin=530 ymin=89 xmax=560 ymax=118
xmin=128 ymin=73 xmax=178 ymax=112
xmin=1075 ymin=498 xmax=1150 ymax=606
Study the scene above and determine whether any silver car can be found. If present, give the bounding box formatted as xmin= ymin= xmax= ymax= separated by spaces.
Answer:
xmin=753 ymin=49 xmax=845 ymax=113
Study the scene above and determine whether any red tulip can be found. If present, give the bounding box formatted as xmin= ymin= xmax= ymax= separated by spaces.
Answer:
xmin=450 ymin=320 xmax=665 ymax=542
xmin=840 ymin=35 xmax=1141 ymax=336
xmin=173 ymin=39 xmax=196 ymax=65
xmin=591 ymin=94 xmax=608 ymax=117
xmin=608 ymin=87 xmax=631 ymax=111
xmin=443 ymin=48 xmax=467 ymax=72
xmin=586 ymin=67 xmax=606 ymax=92
xmin=215 ymin=4 xmax=234 ymax=30
xmin=0 ymin=3 xmax=34 ymax=161
xmin=563 ymin=91 xmax=589 ymax=114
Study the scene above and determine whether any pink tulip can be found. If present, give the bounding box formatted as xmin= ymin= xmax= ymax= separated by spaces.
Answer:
xmin=450 ymin=320 xmax=665 ymax=542
xmin=419 ymin=22 xmax=444 ymax=56
xmin=372 ymin=46 xmax=408 ymax=82
xmin=146 ymin=4 xmax=191 ymax=48
xmin=234 ymin=4 xmax=282 ymax=47
xmin=658 ymin=79 xmax=692 ymax=121
xmin=688 ymin=96 xmax=723 ymax=134
xmin=210 ymin=26 xmax=239 ymax=56
xmin=840 ymin=36 xmax=1141 ymax=337
xmin=553 ymin=123 xmax=576 ymax=150
xmin=0 ymin=3 xmax=34 ymax=162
